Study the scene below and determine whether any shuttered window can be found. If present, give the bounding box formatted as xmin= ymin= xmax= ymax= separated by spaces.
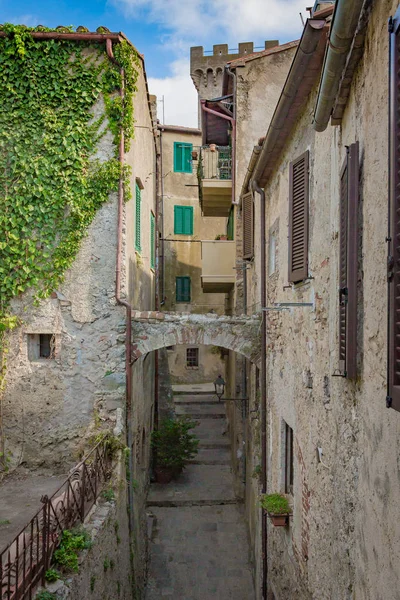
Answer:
xmin=242 ymin=192 xmax=254 ymax=260
xmin=150 ymin=212 xmax=155 ymax=270
xmin=388 ymin=10 xmax=400 ymax=411
xmin=227 ymin=206 xmax=234 ymax=240
xmin=174 ymin=142 xmax=193 ymax=173
xmin=174 ymin=205 xmax=193 ymax=235
xmin=288 ymin=151 xmax=309 ymax=283
xmin=339 ymin=143 xmax=359 ymax=379
xmin=176 ymin=277 xmax=191 ymax=302
xmin=135 ymin=183 xmax=141 ymax=253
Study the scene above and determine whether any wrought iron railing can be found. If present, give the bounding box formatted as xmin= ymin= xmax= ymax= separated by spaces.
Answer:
xmin=199 ymin=145 xmax=232 ymax=181
xmin=0 ymin=436 xmax=112 ymax=600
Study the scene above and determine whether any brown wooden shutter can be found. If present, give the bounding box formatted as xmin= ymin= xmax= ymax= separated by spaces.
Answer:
xmin=243 ymin=192 xmax=254 ymax=260
xmin=288 ymin=151 xmax=309 ymax=282
xmin=339 ymin=143 xmax=359 ymax=379
xmin=388 ymin=10 xmax=400 ymax=411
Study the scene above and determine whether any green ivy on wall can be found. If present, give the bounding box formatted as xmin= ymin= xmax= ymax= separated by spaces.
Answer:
xmin=0 ymin=24 xmax=139 ymax=391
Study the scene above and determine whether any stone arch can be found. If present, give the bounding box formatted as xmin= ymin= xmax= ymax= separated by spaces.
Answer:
xmin=131 ymin=312 xmax=262 ymax=366
xmin=206 ymin=68 xmax=214 ymax=88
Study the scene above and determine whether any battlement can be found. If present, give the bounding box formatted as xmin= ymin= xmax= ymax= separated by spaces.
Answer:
xmin=190 ymin=40 xmax=279 ymax=100
xmin=190 ymin=40 xmax=279 ymax=60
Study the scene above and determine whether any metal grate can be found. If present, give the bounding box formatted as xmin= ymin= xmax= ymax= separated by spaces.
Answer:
xmin=186 ymin=348 xmax=199 ymax=368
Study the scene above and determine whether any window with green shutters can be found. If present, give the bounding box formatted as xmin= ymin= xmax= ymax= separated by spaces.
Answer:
xmin=176 ymin=277 xmax=191 ymax=303
xmin=150 ymin=212 xmax=155 ymax=270
xmin=135 ymin=183 xmax=141 ymax=252
xmin=174 ymin=142 xmax=193 ymax=173
xmin=227 ymin=207 xmax=234 ymax=240
xmin=174 ymin=205 xmax=193 ymax=235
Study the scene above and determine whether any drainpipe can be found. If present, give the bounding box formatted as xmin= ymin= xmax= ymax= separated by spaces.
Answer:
xmin=107 ymin=40 xmax=135 ymax=534
xmin=200 ymin=100 xmax=237 ymax=206
xmin=252 ymin=179 xmax=267 ymax=600
xmin=313 ymin=0 xmax=364 ymax=131
xmin=159 ymin=128 xmax=166 ymax=305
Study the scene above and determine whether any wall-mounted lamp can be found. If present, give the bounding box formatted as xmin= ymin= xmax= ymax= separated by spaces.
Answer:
xmin=214 ymin=375 xmax=226 ymax=400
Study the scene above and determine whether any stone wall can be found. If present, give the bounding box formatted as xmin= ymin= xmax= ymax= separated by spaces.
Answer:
xmin=244 ymin=2 xmax=400 ymax=598
xmin=38 ymin=459 xmax=134 ymax=600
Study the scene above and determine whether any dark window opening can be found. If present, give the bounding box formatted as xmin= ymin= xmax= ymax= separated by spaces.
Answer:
xmin=28 ymin=333 xmax=56 ymax=361
xmin=284 ymin=422 xmax=294 ymax=495
xmin=186 ymin=348 xmax=199 ymax=368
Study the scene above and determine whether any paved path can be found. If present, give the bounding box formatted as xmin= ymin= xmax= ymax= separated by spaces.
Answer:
xmin=145 ymin=391 xmax=255 ymax=600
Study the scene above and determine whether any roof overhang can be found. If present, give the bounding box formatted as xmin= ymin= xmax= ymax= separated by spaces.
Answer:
xmin=250 ymin=18 xmax=329 ymax=189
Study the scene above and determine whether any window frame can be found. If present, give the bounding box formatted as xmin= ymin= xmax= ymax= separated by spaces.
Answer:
xmin=186 ymin=347 xmax=199 ymax=368
xmin=284 ymin=422 xmax=294 ymax=496
xmin=176 ymin=276 xmax=191 ymax=303
xmin=174 ymin=205 xmax=194 ymax=235
xmin=135 ymin=182 xmax=142 ymax=253
xmin=174 ymin=142 xmax=193 ymax=173
xmin=150 ymin=211 xmax=155 ymax=270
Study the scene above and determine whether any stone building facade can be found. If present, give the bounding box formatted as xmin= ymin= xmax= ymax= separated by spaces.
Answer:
xmin=0 ymin=31 xmax=157 ymax=598
xmin=157 ymin=124 xmax=226 ymax=383
xmin=240 ymin=1 xmax=400 ymax=599
xmin=191 ymin=1 xmax=400 ymax=598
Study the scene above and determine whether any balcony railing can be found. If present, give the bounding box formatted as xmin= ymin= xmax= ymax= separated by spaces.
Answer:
xmin=0 ymin=435 xmax=113 ymax=600
xmin=196 ymin=146 xmax=233 ymax=217
xmin=198 ymin=145 xmax=232 ymax=181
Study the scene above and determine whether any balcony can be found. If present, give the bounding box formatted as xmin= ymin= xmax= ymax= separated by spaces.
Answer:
xmin=198 ymin=145 xmax=232 ymax=217
xmin=201 ymin=240 xmax=236 ymax=293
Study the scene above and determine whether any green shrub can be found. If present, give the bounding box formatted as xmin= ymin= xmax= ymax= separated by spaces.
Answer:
xmin=151 ymin=418 xmax=199 ymax=470
xmin=259 ymin=493 xmax=290 ymax=514
xmin=102 ymin=487 xmax=115 ymax=502
xmin=44 ymin=568 xmax=60 ymax=582
xmin=53 ymin=529 xmax=92 ymax=572
xmin=35 ymin=592 xmax=56 ymax=600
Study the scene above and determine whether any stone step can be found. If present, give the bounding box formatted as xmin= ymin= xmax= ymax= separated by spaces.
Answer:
xmin=175 ymin=404 xmax=225 ymax=417
xmin=147 ymin=464 xmax=236 ymax=505
xmin=174 ymin=394 xmax=219 ymax=404
xmin=147 ymin=498 xmax=240 ymax=508
xmin=189 ymin=448 xmax=231 ymax=465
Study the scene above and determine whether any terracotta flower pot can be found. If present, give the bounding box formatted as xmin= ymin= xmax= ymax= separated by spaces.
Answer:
xmin=154 ymin=467 xmax=173 ymax=484
xmin=268 ymin=513 xmax=288 ymax=527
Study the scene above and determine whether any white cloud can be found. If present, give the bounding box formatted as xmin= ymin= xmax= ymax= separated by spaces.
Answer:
xmin=116 ymin=0 xmax=306 ymax=126
xmin=7 ymin=14 xmax=40 ymax=27
xmin=113 ymin=0 xmax=305 ymax=43
xmin=148 ymin=59 xmax=198 ymax=128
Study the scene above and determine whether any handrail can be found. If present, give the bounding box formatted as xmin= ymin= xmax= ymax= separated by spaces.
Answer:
xmin=0 ymin=435 xmax=113 ymax=599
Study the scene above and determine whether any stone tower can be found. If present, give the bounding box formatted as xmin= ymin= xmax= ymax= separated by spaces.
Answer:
xmin=190 ymin=41 xmax=279 ymax=101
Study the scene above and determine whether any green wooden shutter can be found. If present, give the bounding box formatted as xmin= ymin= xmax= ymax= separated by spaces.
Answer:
xmin=150 ymin=212 xmax=155 ymax=269
xmin=174 ymin=143 xmax=192 ymax=173
xmin=174 ymin=206 xmax=193 ymax=234
xmin=183 ymin=144 xmax=193 ymax=173
xmin=184 ymin=206 xmax=193 ymax=234
xmin=174 ymin=206 xmax=183 ymax=234
xmin=176 ymin=277 xmax=191 ymax=302
xmin=174 ymin=143 xmax=183 ymax=172
xmin=227 ymin=207 xmax=234 ymax=240
xmin=135 ymin=183 xmax=141 ymax=252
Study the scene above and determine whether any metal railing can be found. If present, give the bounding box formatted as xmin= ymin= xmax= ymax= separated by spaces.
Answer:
xmin=198 ymin=145 xmax=232 ymax=181
xmin=0 ymin=436 xmax=112 ymax=600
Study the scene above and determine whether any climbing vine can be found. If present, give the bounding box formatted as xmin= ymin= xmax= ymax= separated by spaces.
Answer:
xmin=0 ymin=23 xmax=139 ymax=390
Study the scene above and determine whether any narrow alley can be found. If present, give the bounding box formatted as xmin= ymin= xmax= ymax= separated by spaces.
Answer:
xmin=145 ymin=386 xmax=255 ymax=600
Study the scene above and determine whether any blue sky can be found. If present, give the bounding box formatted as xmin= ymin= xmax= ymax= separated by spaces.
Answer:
xmin=1 ymin=0 xmax=306 ymax=126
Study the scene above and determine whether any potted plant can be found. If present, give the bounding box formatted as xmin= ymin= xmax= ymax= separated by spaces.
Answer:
xmin=152 ymin=418 xmax=199 ymax=483
xmin=260 ymin=493 xmax=291 ymax=527
xmin=215 ymin=234 xmax=228 ymax=240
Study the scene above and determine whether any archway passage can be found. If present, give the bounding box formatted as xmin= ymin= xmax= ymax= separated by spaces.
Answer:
xmin=131 ymin=311 xmax=261 ymax=365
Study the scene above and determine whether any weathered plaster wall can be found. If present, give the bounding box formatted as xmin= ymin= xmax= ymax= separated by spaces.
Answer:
xmin=167 ymin=343 xmax=225 ymax=384
xmin=160 ymin=128 xmax=228 ymax=382
xmin=2 ymin=53 xmax=156 ymax=478
xmin=244 ymin=2 xmax=400 ymax=598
